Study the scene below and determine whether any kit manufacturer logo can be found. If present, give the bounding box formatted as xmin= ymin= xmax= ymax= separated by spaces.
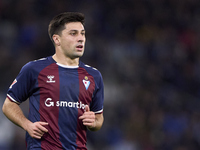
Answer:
xmin=47 ymin=75 xmax=55 ymax=83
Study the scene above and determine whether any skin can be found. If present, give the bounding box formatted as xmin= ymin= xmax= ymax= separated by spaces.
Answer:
xmin=2 ymin=22 xmax=104 ymax=139
xmin=52 ymin=22 xmax=86 ymax=66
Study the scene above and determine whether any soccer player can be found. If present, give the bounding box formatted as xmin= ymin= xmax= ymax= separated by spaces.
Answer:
xmin=2 ymin=12 xmax=104 ymax=150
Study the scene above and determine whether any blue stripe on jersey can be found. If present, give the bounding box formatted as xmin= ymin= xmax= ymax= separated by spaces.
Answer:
xmin=58 ymin=67 xmax=79 ymax=149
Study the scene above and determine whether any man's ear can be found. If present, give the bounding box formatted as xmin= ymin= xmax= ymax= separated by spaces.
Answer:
xmin=52 ymin=34 xmax=60 ymax=46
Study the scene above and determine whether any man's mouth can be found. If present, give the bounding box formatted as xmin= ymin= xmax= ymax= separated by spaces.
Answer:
xmin=76 ymin=45 xmax=84 ymax=51
xmin=76 ymin=45 xmax=83 ymax=48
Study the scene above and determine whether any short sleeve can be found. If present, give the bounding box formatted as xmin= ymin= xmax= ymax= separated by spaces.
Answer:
xmin=7 ymin=62 xmax=35 ymax=104
xmin=90 ymin=72 xmax=104 ymax=114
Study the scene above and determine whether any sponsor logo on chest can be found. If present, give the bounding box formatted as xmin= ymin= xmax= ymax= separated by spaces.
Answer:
xmin=45 ymin=98 xmax=86 ymax=110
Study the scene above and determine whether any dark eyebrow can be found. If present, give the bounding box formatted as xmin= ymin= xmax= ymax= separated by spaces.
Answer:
xmin=69 ymin=29 xmax=85 ymax=32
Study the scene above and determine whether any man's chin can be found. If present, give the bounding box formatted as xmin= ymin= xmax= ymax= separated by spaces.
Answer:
xmin=76 ymin=51 xmax=84 ymax=57
xmin=72 ymin=53 xmax=84 ymax=59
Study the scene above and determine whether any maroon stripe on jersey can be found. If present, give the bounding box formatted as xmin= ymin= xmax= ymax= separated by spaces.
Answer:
xmin=76 ymin=67 xmax=95 ymax=149
xmin=38 ymin=63 xmax=63 ymax=149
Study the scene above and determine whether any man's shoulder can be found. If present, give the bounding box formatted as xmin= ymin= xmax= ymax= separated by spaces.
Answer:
xmin=28 ymin=56 xmax=52 ymax=66
xmin=80 ymin=62 xmax=100 ymax=73
xmin=21 ymin=56 xmax=54 ymax=73
xmin=79 ymin=61 xmax=103 ymax=80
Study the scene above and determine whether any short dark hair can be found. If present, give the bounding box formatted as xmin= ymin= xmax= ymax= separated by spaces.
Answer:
xmin=48 ymin=12 xmax=85 ymax=43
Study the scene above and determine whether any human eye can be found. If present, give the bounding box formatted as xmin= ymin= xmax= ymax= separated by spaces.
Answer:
xmin=81 ymin=31 xmax=85 ymax=36
xmin=70 ymin=32 xmax=76 ymax=36
xmin=69 ymin=30 xmax=78 ymax=36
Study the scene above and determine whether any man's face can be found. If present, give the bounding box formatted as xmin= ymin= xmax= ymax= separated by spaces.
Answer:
xmin=57 ymin=22 xmax=86 ymax=59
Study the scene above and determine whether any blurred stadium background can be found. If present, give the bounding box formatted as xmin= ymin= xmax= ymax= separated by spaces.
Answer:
xmin=1 ymin=0 xmax=200 ymax=150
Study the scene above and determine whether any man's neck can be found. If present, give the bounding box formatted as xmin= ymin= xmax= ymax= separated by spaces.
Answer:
xmin=52 ymin=54 xmax=79 ymax=66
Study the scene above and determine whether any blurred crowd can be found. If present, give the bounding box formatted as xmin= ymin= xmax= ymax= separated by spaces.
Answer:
xmin=1 ymin=0 xmax=200 ymax=150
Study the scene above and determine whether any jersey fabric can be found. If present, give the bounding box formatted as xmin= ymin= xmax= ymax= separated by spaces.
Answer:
xmin=7 ymin=56 xmax=104 ymax=150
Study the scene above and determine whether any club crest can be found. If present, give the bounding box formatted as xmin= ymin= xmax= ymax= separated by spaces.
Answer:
xmin=83 ymin=76 xmax=90 ymax=90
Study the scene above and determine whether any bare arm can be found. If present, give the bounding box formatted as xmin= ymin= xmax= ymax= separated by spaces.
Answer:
xmin=2 ymin=97 xmax=48 ymax=139
xmin=88 ymin=113 xmax=104 ymax=131
xmin=79 ymin=105 xmax=104 ymax=131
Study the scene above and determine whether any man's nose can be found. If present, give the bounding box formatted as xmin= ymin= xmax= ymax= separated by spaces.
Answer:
xmin=77 ymin=34 xmax=85 ymax=43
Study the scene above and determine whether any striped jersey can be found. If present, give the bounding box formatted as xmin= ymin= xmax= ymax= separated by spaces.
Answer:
xmin=7 ymin=56 xmax=104 ymax=150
